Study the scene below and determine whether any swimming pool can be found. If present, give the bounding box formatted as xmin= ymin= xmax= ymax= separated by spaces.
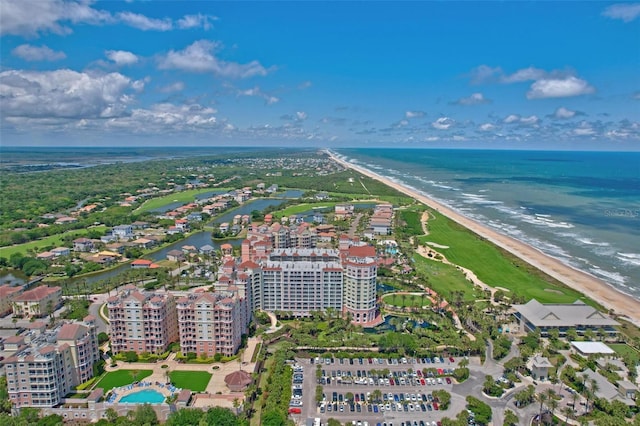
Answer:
xmin=119 ymin=389 xmax=165 ymax=404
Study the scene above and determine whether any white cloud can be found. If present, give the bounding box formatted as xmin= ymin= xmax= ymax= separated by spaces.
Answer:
xmin=602 ymin=3 xmax=640 ymax=22
xmin=158 ymin=81 xmax=185 ymax=93
xmin=452 ymin=92 xmax=491 ymax=105
xmin=503 ymin=114 xmax=520 ymax=124
xmin=295 ymin=111 xmax=308 ymax=121
xmin=431 ymin=117 xmax=454 ymax=130
xmin=0 ymin=0 xmax=111 ymax=36
xmin=105 ymin=50 xmax=138 ymax=66
xmin=116 ymin=11 xmax=172 ymax=31
xmin=0 ymin=1 xmax=219 ymax=36
xmin=553 ymin=107 xmax=576 ymax=119
xmin=469 ymin=65 xmax=502 ymax=84
xmin=237 ymin=86 xmax=279 ymax=104
xmin=405 ymin=110 xmax=425 ymax=118
xmin=12 ymin=44 xmax=66 ymax=61
xmin=0 ymin=69 xmax=135 ymax=119
xmin=479 ymin=123 xmax=496 ymax=131
xmin=520 ymin=115 xmax=540 ymax=126
xmin=527 ymin=76 xmax=595 ymax=99
xmin=159 ymin=40 xmax=269 ymax=79
xmin=298 ymin=81 xmax=312 ymax=90
xmin=573 ymin=121 xmax=596 ymax=136
xmin=177 ymin=13 xmax=217 ymax=30
xmin=501 ymin=67 xmax=547 ymax=83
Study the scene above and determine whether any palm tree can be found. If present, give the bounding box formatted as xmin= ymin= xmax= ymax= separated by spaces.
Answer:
xmin=548 ymin=397 xmax=559 ymax=422
xmin=535 ymin=392 xmax=548 ymax=424
xmin=561 ymin=406 xmax=573 ymax=425
xmin=586 ymin=378 xmax=599 ymax=413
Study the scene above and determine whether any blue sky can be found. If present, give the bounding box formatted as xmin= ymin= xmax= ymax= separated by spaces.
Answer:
xmin=1 ymin=1 xmax=639 ymax=149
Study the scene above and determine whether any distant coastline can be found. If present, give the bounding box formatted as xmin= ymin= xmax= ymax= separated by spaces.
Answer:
xmin=326 ymin=149 xmax=640 ymax=325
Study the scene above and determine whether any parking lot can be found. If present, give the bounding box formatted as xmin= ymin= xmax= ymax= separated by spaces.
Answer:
xmin=291 ymin=356 xmax=467 ymax=426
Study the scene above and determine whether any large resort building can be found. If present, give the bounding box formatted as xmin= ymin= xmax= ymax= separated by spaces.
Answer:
xmin=342 ymin=244 xmax=378 ymax=324
xmin=259 ymin=248 xmax=344 ymax=317
xmin=513 ymin=299 xmax=619 ymax=337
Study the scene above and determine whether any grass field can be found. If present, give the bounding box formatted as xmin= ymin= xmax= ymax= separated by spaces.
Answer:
xmin=0 ymin=225 xmax=107 ymax=258
xmin=609 ymin=343 xmax=640 ymax=361
xmin=136 ymin=188 xmax=231 ymax=213
xmin=381 ymin=293 xmax=431 ymax=308
xmin=169 ymin=371 xmax=212 ymax=392
xmin=95 ymin=369 xmax=153 ymax=390
xmin=418 ymin=209 xmax=590 ymax=305
xmin=412 ymin=254 xmax=483 ymax=302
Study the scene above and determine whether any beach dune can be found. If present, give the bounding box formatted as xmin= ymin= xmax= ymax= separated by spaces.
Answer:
xmin=326 ymin=150 xmax=640 ymax=326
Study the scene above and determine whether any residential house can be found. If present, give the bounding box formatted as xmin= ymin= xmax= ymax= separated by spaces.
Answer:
xmin=131 ymin=259 xmax=154 ymax=269
xmin=167 ymin=250 xmax=185 ymax=262
xmin=51 ymin=247 xmax=70 ymax=257
xmin=73 ymin=238 xmax=94 ymax=252
xmin=112 ymin=225 xmax=134 ymax=240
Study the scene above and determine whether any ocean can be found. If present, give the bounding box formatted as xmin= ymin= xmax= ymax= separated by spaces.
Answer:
xmin=335 ymin=149 xmax=640 ymax=300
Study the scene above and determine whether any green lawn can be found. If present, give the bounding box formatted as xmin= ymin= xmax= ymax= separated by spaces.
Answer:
xmin=609 ymin=343 xmax=640 ymax=361
xmin=169 ymin=370 xmax=212 ymax=392
xmin=136 ymin=188 xmax=231 ymax=213
xmin=412 ymin=254 xmax=482 ymax=302
xmin=418 ymin=209 xmax=590 ymax=305
xmin=0 ymin=225 xmax=107 ymax=258
xmin=95 ymin=369 xmax=153 ymax=390
xmin=382 ymin=293 xmax=431 ymax=308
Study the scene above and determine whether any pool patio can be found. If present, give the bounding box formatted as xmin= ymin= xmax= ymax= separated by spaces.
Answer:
xmin=109 ymin=381 xmax=181 ymax=404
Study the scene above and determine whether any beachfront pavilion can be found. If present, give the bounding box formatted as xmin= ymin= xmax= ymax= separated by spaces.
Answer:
xmin=512 ymin=299 xmax=619 ymax=337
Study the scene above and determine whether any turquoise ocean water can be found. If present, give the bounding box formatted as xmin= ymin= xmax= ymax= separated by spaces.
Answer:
xmin=336 ymin=149 xmax=640 ymax=299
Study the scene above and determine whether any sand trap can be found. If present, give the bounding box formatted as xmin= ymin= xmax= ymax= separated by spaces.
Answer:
xmin=426 ymin=242 xmax=450 ymax=249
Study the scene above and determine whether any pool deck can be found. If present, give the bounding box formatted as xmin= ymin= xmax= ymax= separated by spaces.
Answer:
xmin=112 ymin=382 xmax=179 ymax=404
xmin=103 ymin=337 xmax=261 ymax=408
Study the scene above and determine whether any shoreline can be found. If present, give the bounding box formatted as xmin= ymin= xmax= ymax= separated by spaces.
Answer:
xmin=325 ymin=150 xmax=640 ymax=326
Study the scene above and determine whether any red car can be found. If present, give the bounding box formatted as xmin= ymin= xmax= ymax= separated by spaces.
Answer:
xmin=449 ymin=357 xmax=455 ymax=363
xmin=289 ymin=408 xmax=302 ymax=414
xmin=433 ymin=402 xmax=439 ymax=410
xmin=420 ymin=378 xmax=426 ymax=386
xmin=446 ymin=377 xmax=452 ymax=384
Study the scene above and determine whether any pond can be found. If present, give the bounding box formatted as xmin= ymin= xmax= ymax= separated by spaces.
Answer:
xmin=364 ymin=315 xmax=432 ymax=333
xmin=212 ymin=198 xmax=287 ymax=224
xmin=279 ymin=189 xmax=304 ymax=198
xmin=0 ymin=270 xmax=28 ymax=286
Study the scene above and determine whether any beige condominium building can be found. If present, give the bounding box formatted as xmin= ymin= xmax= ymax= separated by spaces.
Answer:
xmin=107 ymin=287 xmax=179 ymax=355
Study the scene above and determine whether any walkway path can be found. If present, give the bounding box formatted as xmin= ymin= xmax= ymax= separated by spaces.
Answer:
xmin=263 ymin=310 xmax=283 ymax=334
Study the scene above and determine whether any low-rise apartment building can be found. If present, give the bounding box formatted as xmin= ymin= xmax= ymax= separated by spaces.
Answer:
xmin=12 ymin=286 xmax=62 ymax=318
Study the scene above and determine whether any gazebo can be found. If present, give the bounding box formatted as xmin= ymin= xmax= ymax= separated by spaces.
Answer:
xmin=224 ymin=370 xmax=253 ymax=392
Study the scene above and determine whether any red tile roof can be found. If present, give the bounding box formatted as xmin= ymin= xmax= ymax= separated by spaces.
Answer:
xmin=13 ymin=286 xmax=61 ymax=302
xmin=57 ymin=323 xmax=85 ymax=340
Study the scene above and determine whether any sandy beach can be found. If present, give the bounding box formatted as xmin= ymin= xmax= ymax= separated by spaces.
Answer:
xmin=327 ymin=150 xmax=640 ymax=325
